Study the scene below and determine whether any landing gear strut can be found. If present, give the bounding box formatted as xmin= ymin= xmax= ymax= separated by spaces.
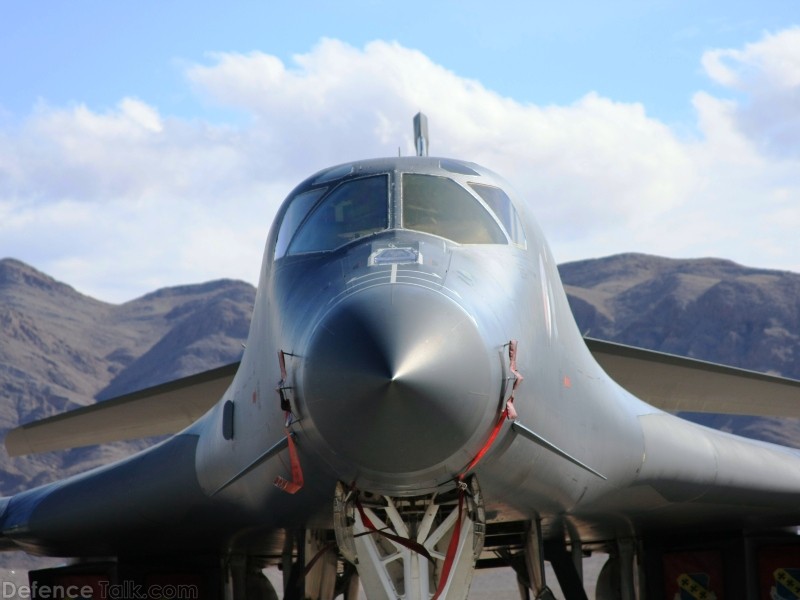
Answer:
xmin=518 ymin=520 xmax=589 ymax=600
xmin=280 ymin=529 xmax=356 ymax=600
xmin=333 ymin=478 xmax=486 ymax=600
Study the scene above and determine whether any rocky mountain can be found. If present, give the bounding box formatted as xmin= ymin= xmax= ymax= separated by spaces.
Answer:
xmin=0 ymin=258 xmax=256 ymax=494
xmin=559 ymin=253 xmax=800 ymax=446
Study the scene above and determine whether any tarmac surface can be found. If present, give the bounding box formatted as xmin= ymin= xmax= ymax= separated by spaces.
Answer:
xmin=261 ymin=553 xmax=607 ymax=599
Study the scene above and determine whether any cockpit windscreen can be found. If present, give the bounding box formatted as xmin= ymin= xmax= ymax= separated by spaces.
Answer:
xmin=402 ymin=174 xmax=506 ymax=244
xmin=469 ymin=183 xmax=527 ymax=247
xmin=275 ymin=166 xmax=526 ymax=259
xmin=287 ymin=175 xmax=389 ymax=255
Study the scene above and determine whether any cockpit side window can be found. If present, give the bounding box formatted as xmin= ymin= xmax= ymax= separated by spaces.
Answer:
xmin=274 ymin=188 xmax=327 ymax=259
xmin=287 ymin=175 xmax=389 ymax=255
xmin=469 ymin=183 xmax=527 ymax=247
xmin=402 ymin=174 xmax=507 ymax=244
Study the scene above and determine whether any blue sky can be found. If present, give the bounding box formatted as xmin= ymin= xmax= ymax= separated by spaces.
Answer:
xmin=2 ymin=1 xmax=799 ymax=301
xmin=5 ymin=1 xmax=792 ymax=124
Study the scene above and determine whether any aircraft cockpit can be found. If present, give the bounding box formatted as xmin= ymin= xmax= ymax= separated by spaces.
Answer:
xmin=273 ymin=158 xmax=526 ymax=260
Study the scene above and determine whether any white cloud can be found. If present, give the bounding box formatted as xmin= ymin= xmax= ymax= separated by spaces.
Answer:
xmin=188 ymin=40 xmax=696 ymax=247
xmin=702 ymin=27 xmax=800 ymax=91
xmin=701 ymin=27 xmax=800 ymax=158
xmin=119 ymin=98 xmax=164 ymax=133
xmin=1 ymin=33 xmax=800 ymax=301
xmin=0 ymin=98 xmax=293 ymax=300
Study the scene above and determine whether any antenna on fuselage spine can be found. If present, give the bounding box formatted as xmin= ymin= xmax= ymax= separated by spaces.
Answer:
xmin=413 ymin=112 xmax=429 ymax=157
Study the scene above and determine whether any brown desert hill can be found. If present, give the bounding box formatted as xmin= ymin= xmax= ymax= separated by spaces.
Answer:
xmin=0 ymin=258 xmax=256 ymax=494
xmin=559 ymin=253 xmax=800 ymax=446
xmin=97 ymin=281 xmax=254 ymax=400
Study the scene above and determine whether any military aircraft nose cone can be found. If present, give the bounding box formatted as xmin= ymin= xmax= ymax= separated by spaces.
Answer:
xmin=301 ymin=284 xmax=494 ymax=475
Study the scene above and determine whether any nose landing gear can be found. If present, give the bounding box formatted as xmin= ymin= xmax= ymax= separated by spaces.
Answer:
xmin=333 ymin=478 xmax=486 ymax=600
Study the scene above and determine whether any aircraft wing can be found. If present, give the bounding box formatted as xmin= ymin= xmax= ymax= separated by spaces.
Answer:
xmin=585 ymin=337 xmax=800 ymax=417
xmin=5 ymin=362 xmax=239 ymax=456
xmin=12 ymin=338 xmax=800 ymax=457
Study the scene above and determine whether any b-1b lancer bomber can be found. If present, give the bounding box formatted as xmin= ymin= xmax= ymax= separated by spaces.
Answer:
xmin=3 ymin=115 xmax=800 ymax=599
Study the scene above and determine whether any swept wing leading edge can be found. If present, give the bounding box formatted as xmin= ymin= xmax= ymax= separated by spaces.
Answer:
xmin=4 ymin=362 xmax=239 ymax=456
xmin=585 ymin=336 xmax=800 ymax=417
